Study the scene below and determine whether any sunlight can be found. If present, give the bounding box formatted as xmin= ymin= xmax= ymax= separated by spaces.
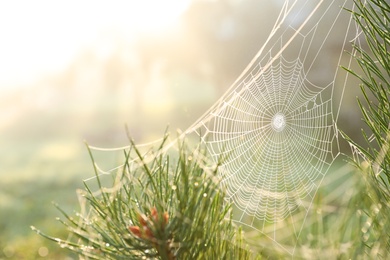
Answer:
xmin=0 ymin=0 xmax=191 ymax=89
xmin=127 ymin=0 xmax=192 ymax=33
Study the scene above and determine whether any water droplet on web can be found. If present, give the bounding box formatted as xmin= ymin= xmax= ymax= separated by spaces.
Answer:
xmin=81 ymin=245 xmax=94 ymax=252
xmin=203 ymin=193 xmax=207 ymax=197
xmin=172 ymin=185 xmax=177 ymax=190
xmin=105 ymin=243 xmax=110 ymax=247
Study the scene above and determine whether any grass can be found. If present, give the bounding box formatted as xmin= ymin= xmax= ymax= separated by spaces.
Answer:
xmin=0 ymin=177 xmax=80 ymax=259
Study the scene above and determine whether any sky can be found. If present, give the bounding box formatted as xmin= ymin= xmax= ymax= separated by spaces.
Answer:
xmin=0 ymin=0 xmax=191 ymax=92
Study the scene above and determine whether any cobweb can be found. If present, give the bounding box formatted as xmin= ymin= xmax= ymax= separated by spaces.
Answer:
xmin=181 ymin=0 xmax=356 ymax=254
xmin=86 ymin=0 xmax=358 ymax=256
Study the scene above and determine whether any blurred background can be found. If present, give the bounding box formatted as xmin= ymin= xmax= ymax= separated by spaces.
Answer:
xmin=0 ymin=0 xmax=362 ymax=258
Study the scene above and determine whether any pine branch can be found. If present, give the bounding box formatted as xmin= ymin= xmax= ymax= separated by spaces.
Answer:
xmin=343 ymin=0 xmax=390 ymax=256
xmin=32 ymin=132 xmax=254 ymax=259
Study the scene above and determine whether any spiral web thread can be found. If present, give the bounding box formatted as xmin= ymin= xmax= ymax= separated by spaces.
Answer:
xmin=85 ymin=0 xmax=358 ymax=256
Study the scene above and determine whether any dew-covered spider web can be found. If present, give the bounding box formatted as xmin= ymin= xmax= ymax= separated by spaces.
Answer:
xmin=182 ymin=0 xmax=356 ymax=254
xmin=85 ymin=0 xmax=359 ymax=256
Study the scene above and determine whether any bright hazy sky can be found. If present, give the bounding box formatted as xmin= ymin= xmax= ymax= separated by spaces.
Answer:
xmin=0 ymin=0 xmax=191 ymax=91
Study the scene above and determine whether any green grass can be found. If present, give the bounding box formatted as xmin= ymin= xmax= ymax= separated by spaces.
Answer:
xmin=0 ymin=177 xmax=80 ymax=259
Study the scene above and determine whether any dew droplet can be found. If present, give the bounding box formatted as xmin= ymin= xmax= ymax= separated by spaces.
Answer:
xmin=38 ymin=246 xmax=49 ymax=257
xmin=105 ymin=243 xmax=110 ymax=247
xmin=203 ymin=193 xmax=207 ymax=198
xmin=172 ymin=185 xmax=177 ymax=190
xmin=194 ymin=182 xmax=199 ymax=187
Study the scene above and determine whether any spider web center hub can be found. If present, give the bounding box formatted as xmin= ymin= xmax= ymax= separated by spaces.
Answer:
xmin=271 ymin=113 xmax=286 ymax=132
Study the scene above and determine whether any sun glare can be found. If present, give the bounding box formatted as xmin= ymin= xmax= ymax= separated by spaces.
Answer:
xmin=0 ymin=0 xmax=191 ymax=89
xmin=128 ymin=0 xmax=192 ymax=33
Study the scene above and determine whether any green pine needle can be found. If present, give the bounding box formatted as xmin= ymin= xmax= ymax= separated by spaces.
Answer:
xmin=343 ymin=0 xmax=390 ymax=256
